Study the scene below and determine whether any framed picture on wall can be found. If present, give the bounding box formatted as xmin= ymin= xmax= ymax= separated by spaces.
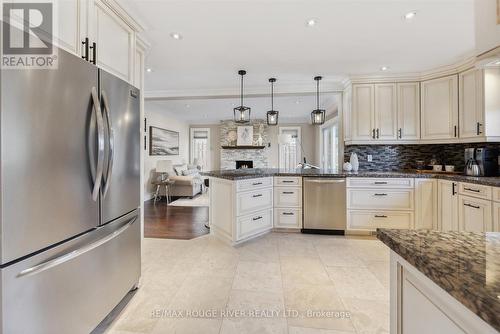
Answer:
xmin=149 ymin=126 xmax=179 ymax=156
xmin=237 ymin=126 xmax=253 ymax=146
xmin=498 ymin=0 xmax=500 ymax=24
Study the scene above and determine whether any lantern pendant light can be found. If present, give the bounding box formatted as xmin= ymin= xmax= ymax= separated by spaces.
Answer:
xmin=234 ymin=70 xmax=251 ymax=123
xmin=311 ymin=76 xmax=325 ymax=125
xmin=266 ymin=78 xmax=279 ymax=126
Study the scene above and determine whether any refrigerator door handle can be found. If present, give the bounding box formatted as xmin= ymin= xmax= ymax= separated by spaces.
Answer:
xmin=101 ymin=90 xmax=114 ymax=198
xmin=17 ymin=215 xmax=137 ymax=278
xmin=89 ymin=87 xmax=105 ymax=201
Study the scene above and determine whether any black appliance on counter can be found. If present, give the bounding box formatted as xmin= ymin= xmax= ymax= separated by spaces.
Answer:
xmin=464 ymin=148 xmax=499 ymax=176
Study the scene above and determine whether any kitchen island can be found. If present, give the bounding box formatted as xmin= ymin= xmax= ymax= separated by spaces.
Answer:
xmin=377 ymin=229 xmax=499 ymax=334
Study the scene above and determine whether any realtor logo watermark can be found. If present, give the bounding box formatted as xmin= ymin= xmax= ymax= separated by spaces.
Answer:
xmin=2 ymin=2 xmax=58 ymax=69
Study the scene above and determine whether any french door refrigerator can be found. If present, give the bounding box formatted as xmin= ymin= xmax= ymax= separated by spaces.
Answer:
xmin=0 ymin=47 xmax=141 ymax=333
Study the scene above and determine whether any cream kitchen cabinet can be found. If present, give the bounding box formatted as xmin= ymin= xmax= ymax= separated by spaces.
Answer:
xmin=88 ymin=0 xmax=136 ymax=83
xmin=420 ymin=75 xmax=459 ymax=140
xmin=437 ymin=180 xmax=459 ymax=231
xmin=493 ymin=202 xmax=500 ymax=232
xmin=374 ymin=83 xmax=398 ymax=140
xmin=414 ymin=179 xmax=437 ymax=230
xmin=54 ymin=0 xmax=88 ymax=57
xmin=342 ymin=85 xmax=352 ymax=141
xmin=351 ymin=83 xmax=397 ymax=141
xmin=397 ymin=82 xmax=420 ymax=140
xmin=458 ymin=195 xmax=492 ymax=232
xmin=352 ymin=84 xmax=375 ymax=141
xmin=273 ymin=177 xmax=302 ymax=229
xmin=459 ymin=68 xmax=484 ymax=139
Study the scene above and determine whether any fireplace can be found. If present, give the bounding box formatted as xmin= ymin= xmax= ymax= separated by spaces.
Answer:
xmin=236 ymin=160 xmax=253 ymax=169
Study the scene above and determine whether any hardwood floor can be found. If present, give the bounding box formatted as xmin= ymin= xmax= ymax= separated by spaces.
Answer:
xmin=144 ymin=199 xmax=209 ymax=240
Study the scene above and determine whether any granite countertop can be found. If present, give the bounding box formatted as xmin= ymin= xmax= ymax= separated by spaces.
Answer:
xmin=377 ymin=229 xmax=500 ymax=331
xmin=201 ymin=168 xmax=500 ymax=187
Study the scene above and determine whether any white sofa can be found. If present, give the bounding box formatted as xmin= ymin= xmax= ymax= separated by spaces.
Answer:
xmin=169 ymin=164 xmax=203 ymax=198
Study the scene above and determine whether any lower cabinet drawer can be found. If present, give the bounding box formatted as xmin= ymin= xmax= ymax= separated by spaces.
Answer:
xmin=274 ymin=208 xmax=302 ymax=229
xmin=347 ymin=210 xmax=414 ymax=231
xmin=236 ymin=177 xmax=273 ymax=192
xmin=347 ymin=189 xmax=414 ymax=210
xmin=236 ymin=188 xmax=273 ymax=216
xmin=236 ymin=209 xmax=273 ymax=241
xmin=274 ymin=187 xmax=302 ymax=207
xmin=458 ymin=182 xmax=492 ymax=200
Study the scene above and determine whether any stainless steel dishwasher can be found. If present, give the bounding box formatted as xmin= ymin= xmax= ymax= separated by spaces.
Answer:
xmin=303 ymin=178 xmax=346 ymax=234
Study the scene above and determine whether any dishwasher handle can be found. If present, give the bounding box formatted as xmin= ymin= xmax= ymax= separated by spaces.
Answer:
xmin=304 ymin=178 xmax=346 ymax=184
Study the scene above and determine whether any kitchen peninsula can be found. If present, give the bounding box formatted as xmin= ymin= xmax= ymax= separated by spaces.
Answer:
xmin=377 ymin=229 xmax=500 ymax=334
xmin=204 ymin=168 xmax=500 ymax=245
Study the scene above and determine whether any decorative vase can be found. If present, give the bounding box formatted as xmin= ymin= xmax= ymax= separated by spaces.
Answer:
xmin=350 ymin=153 xmax=359 ymax=172
xmin=343 ymin=162 xmax=353 ymax=172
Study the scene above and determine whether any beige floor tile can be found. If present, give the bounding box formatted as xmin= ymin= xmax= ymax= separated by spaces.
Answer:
xmin=325 ymin=267 xmax=389 ymax=301
xmin=342 ymin=298 xmax=389 ymax=334
xmin=190 ymin=251 xmax=239 ymax=278
xmin=281 ymin=256 xmax=332 ymax=287
xmin=315 ymin=245 xmax=366 ymax=268
xmin=168 ymin=274 xmax=233 ymax=310
xmin=284 ymin=284 xmax=356 ymax=332
xmin=236 ymin=237 xmax=280 ymax=263
xmin=278 ymin=237 xmax=320 ymax=259
xmin=220 ymin=289 xmax=287 ymax=334
xmin=232 ymin=261 xmax=283 ymax=292
xmin=151 ymin=318 xmax=222 ymax=334
xmin=365 ymin=261 xmax=390 ymax=288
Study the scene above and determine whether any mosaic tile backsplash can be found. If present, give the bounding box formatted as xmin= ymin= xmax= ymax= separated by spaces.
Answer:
xmin=344 ymin=143 xmax=500 ymax=172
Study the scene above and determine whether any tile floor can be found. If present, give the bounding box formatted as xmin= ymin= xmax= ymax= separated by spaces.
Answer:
xmin=102 ymin=232 xmax=390 ymax=334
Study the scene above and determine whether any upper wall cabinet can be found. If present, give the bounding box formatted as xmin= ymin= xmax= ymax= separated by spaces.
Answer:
xmin=459 ymin=69 xmax=484 ymax=139
xmin=88 ymin=0 xmax=136 ymax=83
xmin=374 ymin=84 xmax=398 ymax=140
xmin=50 ymin=0 xmax=141 ymax=84
xmin=342 ymin=86 xmax=352 ymax=141
xmin=352 ymin=84 xmax=375 ymax=141
xmin=397 ymin=83 xmax=420 ymax=140
xmin=420 ymin=75 xmax=459 ymax=141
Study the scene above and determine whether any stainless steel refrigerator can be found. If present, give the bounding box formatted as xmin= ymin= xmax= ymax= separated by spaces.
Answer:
xmin=0 ymin=47 xmax=141 ymax=333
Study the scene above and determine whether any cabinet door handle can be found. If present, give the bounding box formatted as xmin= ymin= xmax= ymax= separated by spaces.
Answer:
xmin=252 ymin=216 xmax=263 ymax=221
xmin=464 ymin=187 xmax=480 ymax=193
xmin=90 ymin=42 xmax=97 ymax=65
xmin=282 ymin=212 xmax=294 ymax=216
xmin=282 ymin=191 xmax=294 ymax=194
xmin=398 ymin=128 xmax=402 ymax=139
xmin=282 ymin=180 xmax=294 ymax=183
xmin=374 ymin=181 xmax=388 ymax=185
xmin=476 ymin=122 xmax=482 ymax=135
xmin=452 ymin=183 xmax=457 ymax=195
xmin=374 ymin=193 xmax=388 ymax=196
xmin=374 ymin=215 xmax=388 ymax=218
xmin=372 ymin=129 xmax=376 ymax=139
xmin=464 ymin=203 xmax=480 ymax=209
xmin=454 ymin=125 xmax=457 ymax=138
xmin=376 ymin=128 xmax=380 ymax=139
xmin=252 ymin=182 xmax=262 ymax=186
xmin=82 ymin=37 xmax=89 ymax=61
xmin=252 ymin=194 xmax=263 ymax=198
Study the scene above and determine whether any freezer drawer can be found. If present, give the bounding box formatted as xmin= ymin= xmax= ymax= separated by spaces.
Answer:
xmin=0 ymin=210 xmax=140 ymax=334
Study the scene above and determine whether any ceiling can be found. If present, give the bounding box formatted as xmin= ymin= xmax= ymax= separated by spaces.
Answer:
xmin=122 ymin=0 xmax=476 ymax=98
xmin=146 ymin=93 xmax=340 ymax=124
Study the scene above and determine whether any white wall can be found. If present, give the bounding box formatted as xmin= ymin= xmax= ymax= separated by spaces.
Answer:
xmin=475 ymin=0 xmax=500 ymax=54
xmin=144 ymin=101 xmax=190 ymax=200
xmin=189 ymin=124 xmax=221 ymax=170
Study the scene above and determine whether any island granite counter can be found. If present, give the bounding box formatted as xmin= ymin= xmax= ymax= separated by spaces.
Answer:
xmin=202 ymin=168 xmax=500 ymax=187
xmin=377 ymin=229 xmax=500 ymax=333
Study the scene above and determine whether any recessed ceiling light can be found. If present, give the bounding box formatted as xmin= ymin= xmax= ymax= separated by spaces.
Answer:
xmin=185 ymin=104 xmax=191 ymax=108
xmin=146 ymin=68 xmax=152 ymax=73
xmin=380 ymin=66 xmax=390 ymax=71
xmin=404 ymin=11 xmax=417 ymax=20
xmin=295 ymin=100 xmax=301 ymax=104
xmin=494 ymin=60 xmax=500 ymax=65
xmin=306 ymin=18 xmax=317 ymax=27
xmin=170 ymin=32 xmax=182 ymax=40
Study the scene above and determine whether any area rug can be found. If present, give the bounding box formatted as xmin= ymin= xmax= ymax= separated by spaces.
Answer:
xmin=169 ymin=192 xmax=209 ymax=207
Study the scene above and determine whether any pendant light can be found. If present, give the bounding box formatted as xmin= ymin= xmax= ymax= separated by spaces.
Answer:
xmin=234 ymin=70 xmax=251 ymax=123
xmin=311 ymin=76 xmax=325 ymax=125
xmin=266 ymin=78 xmax=278 ymax=125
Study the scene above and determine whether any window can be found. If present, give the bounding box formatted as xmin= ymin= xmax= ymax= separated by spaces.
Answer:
xmin=190 ymin=128 xmax=210 ymax=171
xmin=279 ymin=126 xmax=301 ymax=169
xmin=320 ymin=119 xmax=339 ymax=170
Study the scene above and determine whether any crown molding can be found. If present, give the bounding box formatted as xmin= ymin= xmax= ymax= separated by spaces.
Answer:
xmin=101 ymin=0 xmax=145 ymax=32
xmin=144 ymin=81 xmax=345 ymax=100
